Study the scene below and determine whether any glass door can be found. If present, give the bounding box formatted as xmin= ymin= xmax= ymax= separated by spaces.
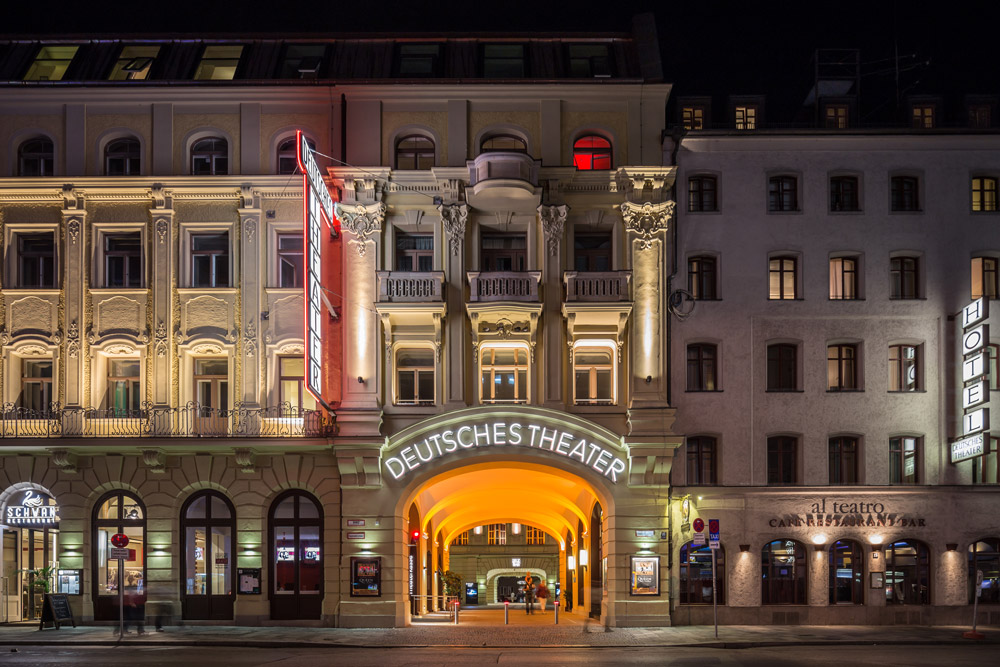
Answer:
xmin=268 ymin=491 xmax=323 ymax=620
xmin=92 ymin=491 xmax=145 ymax=621
xmin=194 ymin=359 xmax=228 ymax=435
xmin=181 ymin=491 xmax=235 ymax=620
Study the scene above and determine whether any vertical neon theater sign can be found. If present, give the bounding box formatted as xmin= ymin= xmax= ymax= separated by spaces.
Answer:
xmin=296 ymin=129 xmax=336 ymax=408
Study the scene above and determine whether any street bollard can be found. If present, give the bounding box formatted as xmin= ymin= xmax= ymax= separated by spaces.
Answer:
xmin=504 ymin=601 xmax=509 ymax=624
xmin=554 ymin=599 xmax=559 ymax=624
xmin=453 ymin=600 xmax=460 ymax=625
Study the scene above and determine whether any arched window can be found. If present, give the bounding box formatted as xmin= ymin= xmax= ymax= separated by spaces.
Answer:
xmin=191 ymin=137 xmax=228 ymax=175
xmin=969 ymin=538 xmax=1000 ymax=604
xmin=761 ymin=539 xmax=806 ymax=604
xmin=92 ymin=490 xmax=145 ymax=620
xmin=277 ymin=136 xmax=315 ymax=175
xmin=268 ymin=490 xmax=323 ymax=620
xmin=884 ymin=539 xmax=930 ymax=605
xmin=573 ymin=135 xmax=612 ymax=170
xmin=829 ymin=539 xmax=863 ymax=604
xmin=105 ymin=138 xmax=141 ymax=176
xmin=480 ymin=134 xmax=527 ymax=153
xmin=395 ymin=134 xmax=435 ymax=170
xmin=680 ymin=542 xmax=725 ymax=604
xmin=180 ymin=490 xmax=236 ymax=620
xmin=18 ymin=137 xmax=54 ymax=176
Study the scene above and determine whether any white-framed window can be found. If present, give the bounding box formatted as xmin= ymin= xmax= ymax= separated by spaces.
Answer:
xmin=829 ymin=254 xmax=861 ymax=300
xmin=888 ymin=344 xmax=922 ymax=392
xmin=479 ymin=343 xmax=529 ymax=404
xmin=190 ymin=231 xmax=230 ymax=287
xmin=20 ymin=358 xmax=53 ymax=412
xmin=15 ymin=231 xmax=56 ymax=288
xmin=395 ymin=348 xmax=435 ymax=406
xmin=573 ymin=341 xmax=616 ymax=404
xmin=972 ymin=176 xmax=998 ymax=212
xmin=487 ymin=523 xmax=507 ymax=546
xmin=277 ymin=233 xmax=304 ymax=288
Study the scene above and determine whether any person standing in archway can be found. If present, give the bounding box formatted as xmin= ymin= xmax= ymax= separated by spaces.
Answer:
xmin=523 ymin=573 xmax=534 ymax=614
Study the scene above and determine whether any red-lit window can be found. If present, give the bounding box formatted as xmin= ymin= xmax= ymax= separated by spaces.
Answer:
xmin=573 ymin=135 xmax=612 ymax=170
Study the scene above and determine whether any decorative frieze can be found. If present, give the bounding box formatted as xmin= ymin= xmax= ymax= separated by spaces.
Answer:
xmin=438 ymin=203 xmax=468 ymax=256
xmin=334 ymin=201 xmax=386 ymax=257
xmin=538 ymin=204 xmax=569 ymax=257
xmin=620 ymin=200 xmax=675 ymax=250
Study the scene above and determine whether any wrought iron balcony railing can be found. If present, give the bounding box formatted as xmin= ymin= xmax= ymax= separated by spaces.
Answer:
xmin=467 ymin=271 xmax=542 ymax=302
xmin=563 ymin=271 xmax=632 ymax=302
xmin=376 ymin=271 xmax=445 ymax=302
xmin=0 ymin=402 xmax=334 ymax=438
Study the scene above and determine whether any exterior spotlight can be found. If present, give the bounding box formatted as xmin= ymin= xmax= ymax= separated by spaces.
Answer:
xmin=946 ymin=543 xmax=958 ymax=551
xmin=812 ymin=534 xmax=827 ymax=551
xmin=869 ymin=534 xmax=884 ymax=546
xmin=739 ymin=544 xmax=751 ymax=552
xmin=645 ymin=375 xmax=652 ymax=383
xmin=357 ymin=376 xmax=364 ymax=384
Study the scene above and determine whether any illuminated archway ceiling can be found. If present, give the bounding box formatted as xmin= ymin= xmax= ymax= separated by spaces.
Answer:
xmin=414 ymin=463 xmax=600 ymax=548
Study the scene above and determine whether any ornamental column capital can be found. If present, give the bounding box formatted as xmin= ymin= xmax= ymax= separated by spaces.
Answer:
xmin=438 ymin=203 xmax=468 ymax=256
xmin=334 ymin=201 xmax=386 ymax=257
xmin=538 ymin=204 xmax=569 ymax=257
xmin=620 ymin=200 xmax=675 ymax=250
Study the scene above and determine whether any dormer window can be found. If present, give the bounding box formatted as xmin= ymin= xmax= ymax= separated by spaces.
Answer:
xmin=682 ymin=106 xmax=705 ymax=130
xmin=108 ymin=46 xmax=160 ymax=80
xmin=735 ymin=106 xmax=757 ymax=130
xmin=23 ymin=45 xmax=78 ymax=81
xmin=483 ymin=44 xmax=525 ymax=78
xmin=825 ymin=104 xmax=849 ymax=129
xmin=193 ymin=45 xmax=243 ymax=80
xmin=567 ymin=44 xmax=611 ymax=77
xmin=912 ymin=105 xmax=935 ymax=129
xmin=277 ymin=44 xmax=325 ymax=79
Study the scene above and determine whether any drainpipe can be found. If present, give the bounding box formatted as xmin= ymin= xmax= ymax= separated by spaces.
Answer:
xmin=665 ymin=128 xmax=683 ymax=406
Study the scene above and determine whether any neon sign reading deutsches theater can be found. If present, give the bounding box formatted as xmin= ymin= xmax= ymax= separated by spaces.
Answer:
xmin=384 ymin=422 xmax=627 ymax=483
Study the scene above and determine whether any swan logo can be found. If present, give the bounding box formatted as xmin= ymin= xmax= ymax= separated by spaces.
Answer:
xmin=22 ymin=490 xmax=43 ymax=507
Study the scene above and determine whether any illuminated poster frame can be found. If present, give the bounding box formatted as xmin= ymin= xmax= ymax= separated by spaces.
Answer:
xmin=350 ymin=557 xmax=382 ymax=597
xmin=630 ymin=555 xmax=660 ymax=596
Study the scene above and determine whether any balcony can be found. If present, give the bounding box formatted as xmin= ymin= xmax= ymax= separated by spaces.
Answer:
xmin=563 ymin=271 xmax=632 ymax=302
xmin=0 ymin=402 xmax=334 ymax=438
xmin=467 ymin=271 xmax=542 ymax=302
xmin=376 ymin=271 xmax=445 ymax=302
xmin=465 ymin=152 xmax=542 ymax=213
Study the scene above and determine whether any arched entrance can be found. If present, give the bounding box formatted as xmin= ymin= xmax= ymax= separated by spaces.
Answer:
xmin=1 ymin=484 xmax=60 ymax=622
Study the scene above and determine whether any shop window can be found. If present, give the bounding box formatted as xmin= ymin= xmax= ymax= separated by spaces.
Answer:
xmin=688 ymin=175 xmax=718 ymax=212
xmin=488 ymin=523 xmax=507 ymax=545
xmin=525 ymin=526 xmax=545 ymax=545
xmin=277 ymin=44 xmax=325 ymax=79
xmin=767 ymin=436 xmax=797 ymax=485
xmin=104 ymin=233 xmax=142 ymax=288
xmin=768 ymin=175 xmax=798 ymax=212
xmin=825 ymin=104 xmax=849 ymax=129
xmin=16 ymin=233 xmax=55 ymax=288
xmin=968 ymin=539 xmax=1000 ymax=604
xmin=277 ymin=136 xmax=314 ymax=175
xmin=396 ymin=232 xmax=434 ymax=271
xmin=829 ymin=436 xmax=859 ymax=484
xmin=829 ymin=256 xmax=859 ymax=300
xmin=891 ymin=176 xmax=920 ymax=212
xmin=480 ymin=344 xmax=528 ymax=404
xmin=827 ymin=343 xmax=859 ymax=391
xmin=395 ymin=135 xmax=435 ymax=170
xmin=194 ymin=358 xmax=229 ymax=435
xmin=278 ymin=356 xmax=317 ymax=412
xmin=92 ymin=491 xmax=145 ymax=621
xmin=23 ymin=45 xmax=78 ymax=81
xmin=106 ymin=359 xmax=140 ymax=415
xmin=884 ymin=540 xmax=930 ymax=605
xmin=890 ymin=256 xmax=920 ymax=299
xmin=830 ymin=175 xmax=859 ymax=211
xmin=268 ymin=490 xmax=323 ymax=620
xmin=107 ymin=45 xmax=160 ymax=80
xmin=277 ymin=233 xmax=304 ymax=288
xmin=193 ymin=45 xmax=243 ymax=80
xmin=480 ymin=233 xmax=526 ymax=271
xmin=482 ymin=44 xmax=525 ymax=78
xmin=688 ymin=255 xmax=718 ymax=300
xmin=972 ymin=177 xmax=998 ymax=212
xmin=686 ymin=436 xmax=717 ymax=485
xmin=574 ymin=232 xmax=612 ymax=272
xmin=572 ymin=135 xmax=612 ymax=170
xmin=19 ymin=359 xmax=53 ymax=412
xmin=190 ymin=232 xmax=230 ymax=287
xmin=680 ymin=542 xmax=725 ymax=604
xmin=681 ymin=106 xmax=705 ymax=130
xmin=686 ymin=343 xmax=718 ymax=392
xmin=567 ymin=44 xmax=612 ymax=77
xmin=105 ymin=138 xmax=141 ymax=176
xmin=972 ymin=257 xmax=999 ymax=299
xmin=480 ymin=133 xmax=527 ymax=154
xmin=761 ymin=539 xmax=806 ymax=604
xmin=191 ymin=137 xmax=228 ymax=175
xmin=766 ymin=343 xmax=798 ymax=391
xmin=18 ymin=137 xmax=54 ymax=177
xmin=888 ymin=344 xmax=921 ymax=392
xmin=181 ymin=490 xmax=235 ymax=620
xmin=889 ymin=436 xmax=920 ymax=484
xmin=768 ymin=256 xmax=797 ymax=300
xmin=574 ymin=343 xmax=615 ymax=405
xmin=735 ymin=105 xmax=757 ymax=130
xmin=395 ymin=348 xmax=435 ymax=406
xmin=829 ymin=539 xmax=863 ymax=604
xmin=395 ymin=44 xmax=441 ymax=77
xmin=912 ymin=105 xmax=935 ymax=129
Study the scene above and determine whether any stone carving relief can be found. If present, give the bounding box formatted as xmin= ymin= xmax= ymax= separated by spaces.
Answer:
xmin=620 ymin=201 xmax=676 ymax=250
xmin=538 ymin=204 xmax=569 ymax=257
xmin=438 ymin=203 xmax=468 ymax=256
xmin=154 ymin=320 xmax=168 ymax=357
xmin=18 ymin=345 xmax=48 ymax=356
xmin=155 ymin=218 xmax=169 ymax=244
xmin=66 ymin=320 xmax=80 ymax=358
xmin=105 ymin=344 xmax=136 ymax=355
xmin=234 ymin=448 xmax=256 ymax=474
xmin=67 ymin=218 xmax=81 ymax=244
xmin=96 ymin=296 xmax=142 ymax=336
xmin=50 ymin=449 xmax=78 ymax=474
xmin=142 ymin=449 xmax=166 ymax=474
xmin=277 ymin=343 xmax=304 ymax=355
xmin=243 ymin=217 xmax=257 ymax=244
xmin=150 ymin=185 xmax=167 ymax=209
xmin=192 ymin=343 xmax=223 ymax=355
xmin=184 ymin=295 xmax=231 ymax=334
xmin=244 ymin=319 xmax=257 ymax=357
xmin=240 ymin=185 xmax=257 ymax=209
xmin=334 ymin=201 xmax=386 ymax=257
xmin=10 ymin=296 xmax=54 ymax=336
xmin=270 ymin=296 xmax=304 ymax=342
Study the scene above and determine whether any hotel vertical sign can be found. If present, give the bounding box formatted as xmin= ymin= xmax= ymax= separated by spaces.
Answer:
xmin=952 ymin=298 xmax=990 ymax=464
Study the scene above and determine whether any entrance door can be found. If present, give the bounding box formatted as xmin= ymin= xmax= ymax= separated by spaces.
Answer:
xmin=181 ymin=491 xmax=235 ymax=620
xmin=92 ymin=491 xmax=146 ymax=621
xmin=2 ymin=528 xmax=20 ymax=622
xmin=194 ymin=358 xmax=228 ymax=435
xmin=268 ymin=490 xmax=323 ymax=620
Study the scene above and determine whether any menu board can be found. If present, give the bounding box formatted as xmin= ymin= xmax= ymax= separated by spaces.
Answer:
xmin=350 ymin=557 xmax=382 ymax=597
xmin=630 ymin=555 xmax=660 ymax=596
xmin=238 ymin=568 xmax=261 ymax=595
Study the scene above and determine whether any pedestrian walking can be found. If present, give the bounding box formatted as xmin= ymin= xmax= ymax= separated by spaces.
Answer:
xmin=523 ymin=573 xmax=534 ymax=614
xmin=536 ymin=582 xmax=550 ymax=612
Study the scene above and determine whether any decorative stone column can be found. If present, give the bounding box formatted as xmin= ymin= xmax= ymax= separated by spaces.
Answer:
xmin=62 ymin=187 xmax=86 ymax=407
xmin=439 ymin=203 xmax=468 ymax=408
xmin=238 ymin=186 xmax=262 ymax=407
xmin=149 ymin=186 xmax=174 ymax=408
xmin=539 ymin=204 xmax=568 ymax=406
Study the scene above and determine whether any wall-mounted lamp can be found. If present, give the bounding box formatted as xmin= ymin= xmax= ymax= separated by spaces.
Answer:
xmin=567 ymin=555 xmax=576 ymax=570
xmin=812 ymin=534 xmax=827 ymax=551
xmin=473 ymin=526 xmax=482 ymax=535
xmin=645 ymin=375 xmax=652 ymax=384
xmin=869 ymin=534 xmax=884 ymax=546
xmin=739 ymin=544 xmax=751 ymax=553
xmin=512 ymin=523 xmax=521 ymax=535
xmin=579 ymin=548 xmax=589 ymax=568
xmin=946 ymin=543 xmax=958 ymax=551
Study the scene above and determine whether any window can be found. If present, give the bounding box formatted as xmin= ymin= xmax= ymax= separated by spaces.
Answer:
xmin=269 ymin=491 xmax=323 ymax=620
xmin=395 ymin=233 xmax=433 ymax=272
xmin=686 ymin=344 xmax=718 ymax=392
xmin=573 ymin=136 xmax=612 ymax=170
xmin=973 ymin=438 xmax=999 ymax=484
xmin=17 ymin=233 xmax=55 ymax=288
xmin=688 ymin=256 xmax=718 ymax=300
xmin=191 ymin=232 xmax=230 ymax=287
xmin=972 ymin=177 xmax=998 ymax=212
xmin=487 ymin=523 xmax=507 ymax=545
xmin=884 ymin=540 xmax=930 ymax=605
xmin=20 ymin=359 xmax=53 ymax=412
xmin=761 ymin=539 xmax=806 ymax=604
xmin=574 ymin=232 xmax=612 ymax=272
xmin=181 ymin=490 xmax=235 ymax=620
xmin=480 ymin=345 xmax=528 ymax=404
xmin=277 ymin=136 xmax=314 ymax=175
xmin=453 ymin=532 xmax=469 ymax=546
xmin=395 ymin=348 xmax=434 ymax=406
xmin=688 ymin=175 xmax=718 ymax=212
xmin=279 ymin=356 xmax=317 ymax=412
xmin=735 ymin=106 xmax=757 ymax=130
xmin=829 ymin=257 xmax=858 ymax=300
xmin=107 ymin=45 xmax=160 ymax=80
xmin=105 ymin=138 xmax=141 ymax=176
xmin=194 ymin=359 xmax=229 ymax=435
xmin=18 ymin=137 xmax=54 ymax=177
xmin=830 ymin=176 xmax=859 ymax=211
xmin=277 ymin=233 xmax=304 ymax=288
xmin=23 ymin=45 xmax=78 ymax=81
xmin=191 ymin=138 xmax=228 ymax=175
xmin=768 ymin=256 xmax=797 ymax=300
xmin=968 ymin=539 xmax=1000 ymax=604
xmin=969 ymin=104 xmax=992 ymax=129
xmin=107 ymin=359 xmax=140 ymax=415
xmin=92 ymin=491 xmax=145 ymax=621
xmin=829 ymin=436 xmax=859 ymax=484
xmin=890 ymin=256 xmax=920 ymax=299
xmin=277 ymin=44 xmax=325 ymax=79
xmin=105 ymin=233 xmax=142 ymax=288
xmin=681 ymin=106 xmax=705 ymax=130
xmin=573 ymin=345 xmax=615 ymax=405
xmin=567 ymin=44 xmax=611 ymax=77
xmin=480 ymin=134 xmax=527 ymax=153
xmin=679 ymin=543 xmax=725 ymax=604
xmin=767 ymin=436 xmax=798 ymax=485
xmin=193 ymin=45 xmax=243 ymax=80
xmin=889 ymin=436 xmax=920 ymax=484
xmin=395 ymin=44 xmax=441 ymax=77
xmin=827 ymin=344 xmax=859 ymax=391
xmin=767 ymin=344 xmax=798 ymax=391
xmin=829 ymin=540 xmax=863 ymax=604
xmin=483 ymin=44 xmax=525 ymax=78
xmin=686 ymin=436 xmax=717 ymax=485
xmin=825 ymin=104 xmax=849 ymax=129
xmin=890 ymin=176 xmax=920 ymax=212
xmin=395 ymin=135 xmax=435 ymax=170
xmin=480 ymin=233 xmax=526 ymax=271
xmin=912 ymin=105 xmax=934 ymax=129
xmin=525 ymin=526 xmax=546 ymax=545
xmin=768 ymin=176 xmax=798 ymax=212
xmin=888 ymin=345 xmax=921 ymax=392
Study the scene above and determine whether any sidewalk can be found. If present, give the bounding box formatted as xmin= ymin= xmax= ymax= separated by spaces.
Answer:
xmin=0 ymin=611 xmax=996 ymax=649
